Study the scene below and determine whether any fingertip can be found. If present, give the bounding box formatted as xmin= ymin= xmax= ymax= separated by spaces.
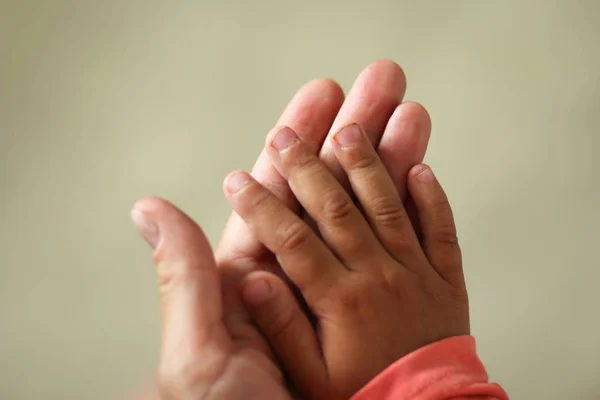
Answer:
xmin=131 ymin=197 xmax=214 ymax=267
xmin=379 ymin=102 xmax=432 ymax=155
xmin=268 ymin=125 xmax=300 ymax=152
xmin=366 ymin=59 xmax=405 ymax=77
xmin=131 ymin=197 xmax=173 ymax=250
xmin=223 ymin=170 xmax=253 ymax=196
xmin=410 ymin=164 xmax=436 ymax=184
xmin=300 ymin=78 xmax=345 ymax=103
xmin=241 ymin=270 xmax=289 ymax=306
xmin=371 ymin=58 xmax=402 ymax=68
xmin=241 ymin=275 xmax=275 ymax=306
xmin=408 ymin=163 xmax=427 ymax=179
xmin=398 ymin=101 xmax=432 ymax=134
xmin=131 ymin=197 xmax=147 ymax=213
xmin=332 ymin=122 xmax=364 ymax=148
xmin=376 ymin=103 xmax=432 ymax=203
xmin=360 ymin=59 xmax=407 ymax=96
xmin=131 ymin=209 xmax=160 ymax=250
xmin=132 ymin=196 xmax=174 ymax=216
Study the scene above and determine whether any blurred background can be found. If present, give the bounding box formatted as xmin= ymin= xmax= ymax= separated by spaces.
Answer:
xmin=1 ymin=0 xmax=599 ymax=398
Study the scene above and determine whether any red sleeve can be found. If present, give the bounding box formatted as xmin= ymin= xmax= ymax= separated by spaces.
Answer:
xmin=350 ymin=335 xmax=508 ymax=400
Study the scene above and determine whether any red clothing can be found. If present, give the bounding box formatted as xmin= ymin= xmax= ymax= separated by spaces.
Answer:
xmin=351 ymin=336 xmax=508 ymax=400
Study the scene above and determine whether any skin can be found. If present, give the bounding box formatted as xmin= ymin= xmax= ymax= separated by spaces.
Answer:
xmin=131 ymin=60 xmax=432 ymax=399
xmin=226 ymin=125 xmax=470 ymax=400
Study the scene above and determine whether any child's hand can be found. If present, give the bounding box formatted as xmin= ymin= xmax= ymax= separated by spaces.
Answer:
xmin=224 ymin=124 xmax=470 ymax=400
xmin=130 ymin=60 xmax=434 ymax=400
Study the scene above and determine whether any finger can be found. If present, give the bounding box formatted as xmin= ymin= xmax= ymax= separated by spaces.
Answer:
xmin=267 ymin=127 xmax=383 ymax=267
xmin=131 ymin=197 xmax=231 ymax=397
xmin=217 ymin=79 xmax=345 ymax=264
xmin=331 ymin=123 xmax=426 ymax=268
xmin=377 ymin=101 xmax=432 ymax=202
xmin=407 ymin=165 xmax=465 ymax=287
xmin=241 ymin=271 xmax=328 ymax=400
xmin=223 ymin=171 xmax=343 ymax=301
xmin=377 ymin=103 xmax=431 ymax=262
xmin=318 ymin=60 xmax=407 ymax=186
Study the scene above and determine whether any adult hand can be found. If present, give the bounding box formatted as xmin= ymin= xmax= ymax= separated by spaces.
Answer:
xmin=131 ymin=198 xmax=294 ymax=399
xmin=215 ymin=59 xmax=431 ymax=346
xmin=133 ymin=60 xmax=432 ymax=399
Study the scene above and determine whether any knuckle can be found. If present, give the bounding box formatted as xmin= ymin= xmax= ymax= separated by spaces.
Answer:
xmin=320 ymin=190 xmax=354 ymax=223
xmin=430 ymin=224 xmax=459 ymax=247
xmin=378 ymin=227 xmax=420 ymax=259
xmin=275 ymin=219 xmax=311 ymax=253
xmin=348 ymin=150 xmax=379 ymax=171
xmin=391 ymin=236 xmax=418 ymax=257
xmin=331 ymin=285 xmax=362 ymax=314
xmin=291 ymin=151 xmax=321 ymax=172
xmin=331 ymin=277 xmax=378 ymax=317
xmin=382 ymin=268 xmax=411 ymax=295
xmin=428 ymin=197 xmax=452 ymax=217
xmin=247 ymin=185 xmax=273 ymax=210
xmin=262 ymin=178 xmax=295 ymax=205
xmin=369 ymin=197 xmax=409 ymax=228
xmin=290 ymin=153 xmax=330 ymax=185
xmin=450 ymin=287 xmax=469 ymax=312
xmin=157 ymin=268 xmax=176 ymax=300
xmin=425 ymin=197 xmax=459 ymax=245
xmin=156 ymin=265 xmax=197 ymax=303
xmin=449 ymin=285 xmax=469 ymax=304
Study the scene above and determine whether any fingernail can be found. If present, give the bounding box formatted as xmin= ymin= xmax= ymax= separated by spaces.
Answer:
xmin=334 ymin=123 xmax=362 ymax=147
xmin=417 ymin=167 xmax=436 ymax=183
xmin=226 ymin=171 xmax=251 ymax=193
xmin=130 ymin=209 xmax=160 ymax=249
xmin=243 ymin=279 xmax=273 ymax=305
xmin=270 ymin=127 xmax=299 ymax=151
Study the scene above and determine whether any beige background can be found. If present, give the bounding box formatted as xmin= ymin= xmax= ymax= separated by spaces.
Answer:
xmin=1 ymin=1 xmax=599 ymax=399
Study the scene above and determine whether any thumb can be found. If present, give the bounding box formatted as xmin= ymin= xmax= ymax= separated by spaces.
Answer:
xmin=241 ymin=271 xmax=329 ymax=400
xmin=131 ymin=197 xmax=230 ymax=398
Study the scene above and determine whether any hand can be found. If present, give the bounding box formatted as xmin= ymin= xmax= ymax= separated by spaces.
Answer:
xmin=224 ymin=124 xmax=470 ymax=400
xmin=131 ymin=198 xmax=293 ymax=399
xmin=215 ymin=59 xmax=431 ymax=366
xmin=132 ymin=60 xmax=432 ymax=399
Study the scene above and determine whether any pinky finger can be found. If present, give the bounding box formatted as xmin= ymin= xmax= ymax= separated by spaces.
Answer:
xmin=407 ymin=165 xmax=465 ymax=287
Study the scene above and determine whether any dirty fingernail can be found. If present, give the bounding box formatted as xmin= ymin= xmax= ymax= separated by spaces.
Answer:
xmin=270 ymin=127 xmax=299 ymax=151
xmin=226 ymin=171 xmax=251 ymax=193
xmin=417 ymin=166 xmax=436 ymax=183
xmin=334 ymin=123 xmax=362 ymax=147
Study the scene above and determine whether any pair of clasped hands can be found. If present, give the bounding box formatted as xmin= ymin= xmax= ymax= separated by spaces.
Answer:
xmin=131 ymin=60 xmax=470 ymax=400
